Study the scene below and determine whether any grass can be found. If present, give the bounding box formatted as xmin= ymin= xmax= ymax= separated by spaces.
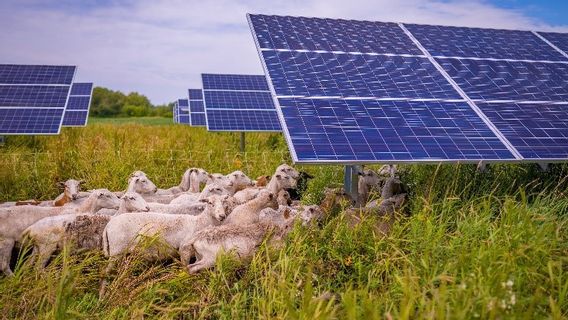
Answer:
xmin=0 ymin=118 xmax=567 ymax=319
xmin=86 ymin=116 xmax=173 ymax=126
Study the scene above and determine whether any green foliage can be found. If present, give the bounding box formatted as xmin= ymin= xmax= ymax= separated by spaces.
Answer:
xmin=0 ymin=120 xmax=567 ymax=318
xmin=90 ymin=87 xmax=172 ymax=118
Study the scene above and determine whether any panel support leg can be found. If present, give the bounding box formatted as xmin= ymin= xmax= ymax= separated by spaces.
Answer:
xmin=240 ymin=132 xmax=245 ymax=153
xmin=477 ymin=161 xmax=487 ymax=173
xmin=537 ymin=162 xmax=549 ymax=172
xmin=344 ymin=165 xmax=361 ymax=205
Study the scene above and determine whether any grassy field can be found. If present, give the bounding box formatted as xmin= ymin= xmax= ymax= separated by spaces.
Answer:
xmin=0 ymin=118 xmax=567 ymax=319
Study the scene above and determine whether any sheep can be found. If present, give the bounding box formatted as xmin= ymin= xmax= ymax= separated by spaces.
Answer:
xmin=285 ymin=171 xmax=314 ymax=201
xmin=364 ymin=176 xmax=407 ymax=209
xmin=101 ymin=194 xmax=229 ymax=263
xmin=255 ymin=175 xmax=271 ymax=187
xmin=179 ymin=205 xmax=295 ymax=273
xmin=320 ymin=187 xmax=355 ymax=214
xmin=259 ymin=204 xmax=323 ymax=226
xmin=0 ymin=189 xmax=119 ymax=276
xmin=276 ymin=163 xmax=300 ymax=180
xmin=1 ymin=179 xmax=85 ymax=208
xmin=155 ymin=168 xmax=209 ymax=195
xmin=24 ymin=192 xmax=145 ymax=267
xmin=222 ymin=171 xmax=254 ymax=194
xmin=345 ymin=193 xmax=407 ymax=236
xmin=169 ymin=182 xmax=230 ymax=206
xmin=233 ymin=172 xmax=297 ymax=204
xmin=222 ymin=190 xmax=278 ymax=226
xmin=96 ymin=192 xmax=151 ymax=216
xmin=205 ymin=173 xmax=226 ymax=185
xmin=356 ymin=168 xmax=383 ymax=206
xmin=277 ymin=190 xmax=292 ymax=206
xmin=127 ymin=175 xmax=158 ymax=195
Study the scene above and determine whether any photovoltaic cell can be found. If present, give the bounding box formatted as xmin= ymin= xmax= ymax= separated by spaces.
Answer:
xmin=0 ymin=64 xmax=76 ymax=135
xmin=62 ymin=111 xmax=89 ymax=126
xmin=249 ymin=14 xmax=568 ymax=163
xmin=190 ymin=100 xmax=205 ymax=113
xmin=191 ymin=113 xmax=206 ymax=126
xmin=62 ymin=83 xmax=93 ymax=127
xmin=538 ymin=32 xmax=568 ymax=57
xmin=202 ymin=74 xmax=281 ymax=131
xmin=177 ymin=99 xmax=190 ymax=125
xmin=405 ymin=24 xmax=567 ymax=61
xmin=187 ymin=88 xmax=206 ymax=127
xmin=188 ymin=89 xmax=203 ymax=100
xmin=65 ymin=96 xmax=91 ymax=110
xmin=70 ymin=82 xmax=93 ymax=96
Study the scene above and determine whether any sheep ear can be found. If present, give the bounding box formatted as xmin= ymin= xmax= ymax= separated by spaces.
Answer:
xmin=276 ymin=174 xmax=282 ymax=180
xmin=283 ymin=208 xmax=290 ymax=219
xmin=208 ymin=174 xmax=213 ymax=179
xmin=57 ymin=182 xmax=65 ymax=188
xmin=357 ymin=172 xmax=363 ymax=176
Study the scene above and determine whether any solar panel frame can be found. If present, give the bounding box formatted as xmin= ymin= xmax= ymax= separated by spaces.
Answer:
xmin=62 ymin=83 xmax=93 ymax=127
xmin=248 ymin=14 xmax=568 ymax=164
xmin=201 ymin=74 xmax=281 ymax=132
xmin=0 ymin=64 xmax=76 ymax=135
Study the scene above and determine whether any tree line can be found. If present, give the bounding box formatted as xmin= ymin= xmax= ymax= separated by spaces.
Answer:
xmin=90 ymin=87 xmax=173 ymax=118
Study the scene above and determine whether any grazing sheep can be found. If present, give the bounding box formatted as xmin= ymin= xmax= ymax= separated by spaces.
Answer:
xmin=0 ymin=189 xmax=119 ymax=276
xmin=233 ymin=173 xmax=297 ymax=204
xmin=286 ymin=171 xmax=314 ymax=201
xmin=255 ymin=175 xmax=271 ymax=187
xmin=180 ymin=205 xmax=295 ymax=273
xmin=102 ymin=194 xmax=229 ymax=264
xmin=345 ymin=193 xmax=407 ymax=236
xmin=25 ymin=192 xmax=144 ymax=267
xmin=320 ymin=187 xmax=355 ymax=214
xmin=169 ymin=182 xmax=230 ymax=206
xmin=223 ymin=190 xmax=278 ymax=226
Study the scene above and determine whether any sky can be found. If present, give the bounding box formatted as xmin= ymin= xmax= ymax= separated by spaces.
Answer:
xmin=0 ymin=0 xmax=566 ymax=105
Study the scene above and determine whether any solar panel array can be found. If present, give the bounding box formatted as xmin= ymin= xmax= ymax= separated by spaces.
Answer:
xmin=248 ymin=14 xmax=568 ymax=163
xmin=177 ymin=99 xmax=190 ymax=124
xmin=188 ymin=89 xmax=206 ymax=126
xmin=0 ymin=64 xmax=76 ymax=134
xmin=201 ymin=74 xmax=281 ymax=132
xmin=62 ymin=82 xmax=93 ymax=127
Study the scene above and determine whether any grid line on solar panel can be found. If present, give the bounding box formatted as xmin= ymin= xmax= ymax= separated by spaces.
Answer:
xmin=477 ymin=102 xmax=568 ymax=159
xmin=178 ymin=99 xmax=189 ymax=107
xmin=277 ymin=98 xmax=514 ymax=162
xmin=189 ymin=100 xmax=205 ymax=113
xmin=188 ymin=89 xmax=203 ymax=100
xmin=0 ymin=85 xmax=71 ymax=108
xmin=0 ymin=108 xmax=65 ymax=134
xmin=70 ymin=83 xmax=94 ymax=96
xmin=62 ymin=111 xmax=88 ymax=126
xmin=404 ymin=24 xmax=567 ymax=62
xmin=535 ymin=32 xmax=568 ymax=59
xmin=190 ymin=113 xmax=206 ymax=126
xmin=206 ymin=109 xmax=281 ymax=131
xmin=0 ymin=64 xmax=76 ymax=85
xmin=65 ymin=96 xmax=91 ymax=110
xmin=202 ymin=74 xmax=269 ymax=91
xmin=261 ymin=50 xmax=462 ymax=100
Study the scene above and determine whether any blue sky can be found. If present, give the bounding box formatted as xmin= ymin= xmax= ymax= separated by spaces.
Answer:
xmin=0 ymin=0 xmax=566 ymax=104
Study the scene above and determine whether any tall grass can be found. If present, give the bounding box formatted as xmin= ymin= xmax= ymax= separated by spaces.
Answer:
xmin=0 ymin=119 xmax=567 ymax=318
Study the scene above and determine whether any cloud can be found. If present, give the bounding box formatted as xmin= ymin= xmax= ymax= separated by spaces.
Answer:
xmin=0 ymin=0 xmax=566 ymax=104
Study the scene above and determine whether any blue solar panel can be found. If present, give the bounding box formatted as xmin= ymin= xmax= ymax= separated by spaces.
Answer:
xmin=262 ymin=51 xmax=461 ymax=99
xmin=178 ymin=99 xmax=189 ymax=107
xmin=179 ymin=115 xmax=190 ymax=124
xmin=249 ymin=14 xmax=422 ymax=55
xmin=190 ymin=100 xmax=205 ymax=113
xmin=438 ymin=58 xmax=568 ymax=102
xmin=176 ymin=99 xmax=190 ymax=125
xmin=0 ymin=86 xmax=70 ymax=108
xmin=538 ymin=32 xmax=568 ymax=57
xmin=188 ymin=89 xmax=203 ymax=100
xmin=202 ymin=74 xmax=281 ymax=131
xmin=70 ymin=83 xmax=93 ymax=96
xmin=406 ymin=24 xmax=567 ymax=61
xmin=62 ymin=111 xmax=88 ymax=126
xmin=65 ymin=96 xmax=90 ymax=110
xmin=277 ymin=98 xmax=514 ymax=161
xmin=0 ymin=108 xmax=65 ymax=134
xmin=249 ymin=14 xmax=568 ymax=163
xmin=206 ymin=109 xmax=281 ymax=131
xmin=477 ymin=102 xmax=568 ymax=159
xmin=191 ymin=113 xmax=206 ymax=126
xmin=202 ymin=74 xmax=269 ymax=91
xmin=0 ymin=64 xmax=75 ymax=85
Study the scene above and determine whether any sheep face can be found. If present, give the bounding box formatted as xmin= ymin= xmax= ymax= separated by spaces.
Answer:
xmin=275 ymin=173 xmax=297 ymax=189
xmin=357 ymin=169 xmax=382 ymax=188
xmin=257 ymin=190 xmax=278 ymax=210
xmin=189 ymin=168 xmax=209 ymax=183
xmin=130 ymin=176 xmax=158 ymax=194
xmin=277 ymin=190 xmax=292 ymax=206
xmin=321 ymin=188 xmax=355 ymax=213
xmin=227 ymin=171 xmax=254 ymax=189
xmin=202 ymin=183 xmax=230 ymax=198
xmin=378 ymin=164 xmax=397 ymax=178
xmin=299 ymin=205 xmax=324 ymax=225
xmin=58 ymin=179 xmax=84 ymax=200
xmin=276 ymin=164 xmax=300 ymax=180
xmin=94 ymin=189 xmax=121 ymax=210
xmin=202 ymin=195 xmax=229 ymax=222
xmin=121 ymin=192 xmax=150 ymax=212
xmin=206 ymin=173 xmax=226 ymax=185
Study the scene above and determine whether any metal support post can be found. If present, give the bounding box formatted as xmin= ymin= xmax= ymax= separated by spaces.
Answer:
xmin=344 ymin=165 xmax=361 ymax=204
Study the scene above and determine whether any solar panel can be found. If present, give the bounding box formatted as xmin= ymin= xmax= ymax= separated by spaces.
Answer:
xmin=248 ymin=14 xmax=568 ymax=163
xmin=201 ymin=74 xmax=281 ymax=132
xmin=62 ymin=82 xmax=93 ymax=127
xmin=177 ymin=99 xmax=190 ymax=125
xmin=188 ymin=88 xmax=206 ymax=126
xmin=0 ymin=64 xmax=76 ymax=135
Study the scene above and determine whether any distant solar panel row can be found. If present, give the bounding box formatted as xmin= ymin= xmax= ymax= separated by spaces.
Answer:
xmin=0 ymin=64 xmax=76 ymax=134
xmin=249 ymin=14 xmax=568 ymax=163
xmin=62 ymin=83 xmax=93 ymax=127
xmin=177 ymin=99 xmax=190 ymax=124
xmin=201 ymin=74 xmax=281 ymax=132
xmin=188 ymin=89 xmax=206 ymax=126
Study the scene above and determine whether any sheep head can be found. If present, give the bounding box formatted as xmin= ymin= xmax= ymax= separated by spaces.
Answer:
xmin=59 ymin=179 xmax=83 ymax=200
xmin=121 ymin=192 xmax=150 ymax=212
xmin=276 ymin=164 xmax=300 ymax=180
xmin=93 ymin=189 xmax=121 ymax=211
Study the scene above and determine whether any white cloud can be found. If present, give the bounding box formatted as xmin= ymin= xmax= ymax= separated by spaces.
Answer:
xmin=0 ymin=0 xmax=566 ymax=104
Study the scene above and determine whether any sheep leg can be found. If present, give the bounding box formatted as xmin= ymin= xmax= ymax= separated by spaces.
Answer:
xmin=0 ymin=238 xmax=15 ymax=276
xmin=188 ymin=257 xmax=215 ymax=274
xmin=36 ymin=243 xmax=58 ymax=268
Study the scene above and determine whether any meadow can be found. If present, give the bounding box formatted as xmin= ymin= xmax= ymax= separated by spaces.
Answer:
xmin=0 ymin=118 xmax=567 ymax=319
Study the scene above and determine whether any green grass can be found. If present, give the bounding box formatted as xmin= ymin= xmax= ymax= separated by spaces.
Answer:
xmin=86 ymin=116 xmax=173 ymax=126
xmin=0 ymin=119 xmax=567 ymax=319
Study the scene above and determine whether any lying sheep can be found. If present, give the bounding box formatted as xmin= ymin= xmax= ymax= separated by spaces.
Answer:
xmin=0 ymin=179 xmax=85 ymax=208
xmin=98 ymin=192 xmax=150 ymax=216
xmin=345 ymin=193 xmax=407 ymax=236
xmin=24 ymin=192 xmax=145 ymax=267
xmin=320 ymin=187 xmax=355 ymax=214
xmin=255 ymin=175 xmax=271 ymax=187
xmin=357 ymin=169 xmax=383 ymax=206
xmin=156 ymin=168 xmax=209 ymax=195
xmin=0 ymin=189 xmax=119 ymax=276
xmin=285 ymin=171 xmax=314 ymax=201
xmin=223 ymin=190 xmax=278 ymax=226
xmin=169 ymin=182 xmax=230 ymax=206
xmin=259 ymin=204 xmax=323 ymax=226
xmin=233 ymin=172 xmax=297 ymax=204
xmin=180 ymin=205 xmax=295 ymax=273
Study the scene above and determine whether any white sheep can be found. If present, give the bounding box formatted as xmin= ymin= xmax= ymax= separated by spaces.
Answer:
xmin=233 ymin=172 xmax=297 ymax=204
xmin=155 ymin=168 xmax=209 ymax=195
xmin=205 ymin=173 xmax=226 ymax=185
xmin=356 ymin=168 xmax=383 ymax=206
xmin=97 ymin=192 xmax=151 ymax=216
xmin=0 ymin=179 xmax=85 ymax=208
xmin=259 ymin=204 xmax=323 ymax=226
xmin=0 ymin=189 xmax=119 ymax=276
xmin=24 ymin=192 xmax=146 ymax=267
xmin=222 ymin=190 xmax=278 ymax=225
xmin=168 ymin=182 xmax=230 ymax=206
xmin=276 ymin=164 xmax=300 ymax=180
